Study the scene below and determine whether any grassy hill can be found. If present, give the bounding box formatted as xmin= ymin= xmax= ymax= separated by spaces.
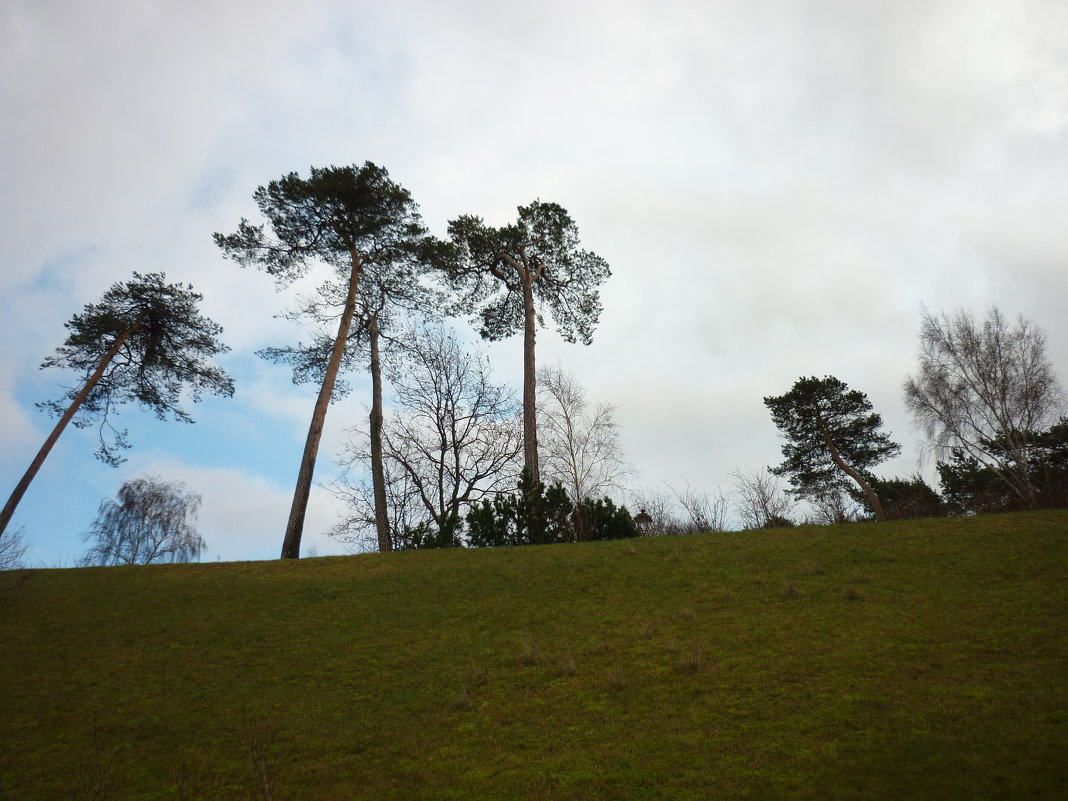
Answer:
xmin=2 ymin=511 xmax=1067 ymax=800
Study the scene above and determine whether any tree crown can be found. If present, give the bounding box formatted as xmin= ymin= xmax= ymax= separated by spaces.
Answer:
xmin=81 ymin=475 xmax=205 ymax=566
xmin=764 ymin=375 xmax=900 ymax=493
xmin=40 ymin=272 xmax=233 ymax=465
xmin=445 ymin=200 xmax=610 ymax=344
xmin=214 ymin=162 xmax=429 ymax=283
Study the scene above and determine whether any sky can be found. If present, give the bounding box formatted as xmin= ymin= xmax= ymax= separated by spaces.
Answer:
xmin=2 ymin=0 xmax=1066 ymax=566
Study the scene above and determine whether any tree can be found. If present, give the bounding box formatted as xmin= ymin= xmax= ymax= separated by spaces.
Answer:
xmin=80 ymin=476 xmax=205 ymax=566
xmin=670 ymin=482 xmax=731 ymax=533
xmin=331 ymin=322 xmax=522 ymax=550
xmin=628 ymin=483 xmax=731 ymax=536
xmin=215 ymin=163 xmax=430 ymax=558
xmin=936 ymin=418 xmax=1068 ymax=514
xmin=1032 ymin=418 xmax=1068 ymax=508
xmin=730 ymin=468 xmax=797 ymax=529
xmin=0 ymin=273 xmax=233 ymax=538
xmin=537 ymin=365 xmax=630 ymax=509
xmin=764 ymin=376 xmax=901 ymax=522
xmin=445 ymin=201 xmax=610 ymax=482
xmin=329 ymin=447 xmax=431 ymax=552
xmin=0 ymin=526 xmax=27 ymax=573
xmin=904 ymin=306 xmax=1064 ymax=509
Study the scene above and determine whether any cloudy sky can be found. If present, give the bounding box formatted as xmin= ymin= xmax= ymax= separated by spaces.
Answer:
xmin=2 ymin=0 xmax=1066 ymax=565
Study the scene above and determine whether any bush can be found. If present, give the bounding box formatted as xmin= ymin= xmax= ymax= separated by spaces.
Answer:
xmin=574 ymin=497 xmax=639 ymax=541
xmin=466 ymin=470 xmax=573 ymax=547
xmin=853 ymin=475 xmax=947 ymax=520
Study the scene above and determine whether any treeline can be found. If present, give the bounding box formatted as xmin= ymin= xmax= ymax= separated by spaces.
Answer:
xmin=1 ymin=162 xmax=615 ymax=563
xmin=2 ymin=163 xmax=1065 ymax=567
xmin=755 ymin=307 xmax=1067 ymax=528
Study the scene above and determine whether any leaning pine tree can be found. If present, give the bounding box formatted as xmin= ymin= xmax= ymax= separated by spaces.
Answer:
xmin=0 ymin=273 xmax=233 ymax=537
xmin=215 ymin=163 xmax=429 ymax=558
xmin=445 ymin=201 xmax=610 ymax=482
xmin=764 ymin=376 xmax=901 ymax=522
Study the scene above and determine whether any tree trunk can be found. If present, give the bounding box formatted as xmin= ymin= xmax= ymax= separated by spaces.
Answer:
xmin=521 ymin=276 xmax=540 ymax=482
xmin=368 ymin=312 xmax=392 ymax=553
xmin=280 ymin=251 xmax=362 ymax=559
xmin=816 ymin=417 xmax=889 ymax=522
xmin=0 ymin=314 xmax=145 ymax=537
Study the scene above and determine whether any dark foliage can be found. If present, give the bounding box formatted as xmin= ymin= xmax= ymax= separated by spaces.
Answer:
xmin=214 ymin=163 xmax=428 ymax=283
xmin=938 ymin=452 xmax=1016 ymax=516
xmin=396 ymin=517 xmax=464 ymax=550
xmin=937 ymin=418 xmax=1068 ymax=514
xmin=39 ymin=272 xmax=233 ymax=465
xmin=466 ymin=469 xmax=574 ymax=547
xmin=573 ymin=497 xmax=640 ymax=541
xmin=851 ymin=475 xmax=947 ymax=520
xmin=216 ymin=163 xmax=434 ymax=390
xmin=764 ymin=515 xmax=797 ymax=529
xmin=445 ymin=201 xmax=610 ymax=345
xmin=764 ymin=376 xmax=900 ymax=517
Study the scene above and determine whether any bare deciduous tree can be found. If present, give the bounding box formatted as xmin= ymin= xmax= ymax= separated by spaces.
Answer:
xmin=627 ymin=489 xmax=677 ymax=536
xmin=671 ymin=482 xmax=731 ymax=533
xmin=730 ymin=468 xmax=797 ymax=529
xmin=0 ymin=525 xmax=28 ymax=572
xmin=537 ymin=365 xmax=631 ymax=506
xmin=904 ymin=306 xmax=1064 ymax=508
xmin=332 ymin=323 xmax=521 ymax=549
xmin=81 ymin=476 xmax=205 ymax=566
xmin=804 ymin=488 xmax=862 ymax=525
xmin=628 ymin=483 xmax=730 ymax=535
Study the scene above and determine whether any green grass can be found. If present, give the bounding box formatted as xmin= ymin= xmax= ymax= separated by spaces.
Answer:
xmin=2 ymin=510 xmax=1067 ymax=800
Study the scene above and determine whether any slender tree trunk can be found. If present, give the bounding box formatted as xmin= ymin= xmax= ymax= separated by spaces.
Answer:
xmin=0 ymin=315 xmax=144 ymax=537
xmin=816 ymin=417 xmax=889 ymax=522
xmin=521 ymin=276 xmax=540 ymax=482
xmin=280 ymin=251 xmax=362 ymax=559
xmin=368 ymin=312 xmax=392 ymax=552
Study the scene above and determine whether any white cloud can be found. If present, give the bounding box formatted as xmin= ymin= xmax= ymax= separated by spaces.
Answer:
xmin=131 ymin=456 xmax=347 ymax=562
xmin=3 ymin=0 xmax=1067 ymax=560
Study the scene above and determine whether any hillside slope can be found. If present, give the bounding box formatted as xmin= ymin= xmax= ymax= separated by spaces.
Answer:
xmin=2 ymin=511 xmax=1067 ymax=800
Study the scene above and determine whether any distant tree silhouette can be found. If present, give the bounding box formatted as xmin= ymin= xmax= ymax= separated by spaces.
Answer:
xmin=81 ymin=476 xmax=205 ymax=566
xmin=765 ymin=376 xmax=900 ymax=522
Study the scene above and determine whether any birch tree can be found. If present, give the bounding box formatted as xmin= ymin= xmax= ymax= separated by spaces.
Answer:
xmin=904 ymin=306 xmax=1064 ymax=509
xmin=81 ymin=476 xmax=205 ymax=566
xmin=332 ymin=322 xmax=521 ymax=549
xmin=536 ymin=365 xmax=629 ymax=505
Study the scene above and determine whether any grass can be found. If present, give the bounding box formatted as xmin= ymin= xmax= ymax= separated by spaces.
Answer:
xmin=1 ymin=510 xmax=1067 ymax=799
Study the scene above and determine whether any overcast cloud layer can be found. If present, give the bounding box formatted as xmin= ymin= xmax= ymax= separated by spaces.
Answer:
xmin=2 ymin=0 xmax=1066 ymax=564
